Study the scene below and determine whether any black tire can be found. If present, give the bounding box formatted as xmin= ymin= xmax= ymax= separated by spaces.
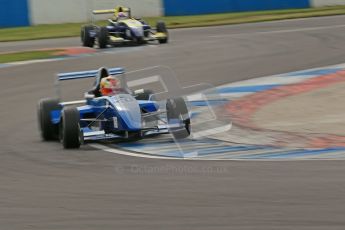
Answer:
xmin=38 ymin=98 xmax=60 ymax=141
xmin=98 ymin=27 xmax=109 ymax=49
xmin=135 ymin=36 xmax=145 ymax=45
xmin=81 ymin=25 xmax=95 ymax=48
xmin=135 ymin=90 xmax=159 ymax=129
xmin=60 ymin=107 xmax=81 ymax=149
xmin=134 ymin=89 xmax=155 ymax=100
xmin=156 ymin=21 xmax=168 ymax=44
xmin=166 ymin=97 xmax=190 ymax=139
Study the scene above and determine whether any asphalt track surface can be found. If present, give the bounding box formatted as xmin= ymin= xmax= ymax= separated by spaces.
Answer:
xmin=1 ymin=16 xmax=345 ymax=229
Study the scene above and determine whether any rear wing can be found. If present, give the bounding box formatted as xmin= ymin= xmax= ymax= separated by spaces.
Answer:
xmin=92 ymin=9 xmax=115 ymax=15
xmin=92 ymin=6 xmax=131 ymax=16
xmin=90 ymin=6 xmax=131 ymax=24
xmin=57 ymin=67 xmax=124 ymax=81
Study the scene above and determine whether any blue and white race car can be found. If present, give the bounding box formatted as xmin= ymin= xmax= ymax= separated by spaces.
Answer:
xmin=37 ymin=67 xmax=190 ymax=149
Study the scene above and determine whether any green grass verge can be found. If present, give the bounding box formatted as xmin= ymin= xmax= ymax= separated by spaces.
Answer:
xmin=1 ymin=6 xmax=345 ymax=42
xmin=0 ymin=50 xmax=62 ymax=64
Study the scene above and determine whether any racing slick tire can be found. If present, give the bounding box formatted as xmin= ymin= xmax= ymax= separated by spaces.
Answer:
xmin=136 ymin=37 xmax=145 ymax=45
xmin=38 ymin=98 xmax=60 ymax=141
xmin=135 ymin=89 xmax=159 ymax=129
xmin=98 ymin=27 xmax=109 ymax=49
xmin=81 ymin=25 xmax=95 ymax=48
xmin=166 ymin=97 xmax=190 ymax=139
xmin=60 ymin=107 xmax=81 ymax=149
xmin=156 ymin=21 xmax=168 ymax=44
xmin=134 ymin=89 xmax=155 ymax=100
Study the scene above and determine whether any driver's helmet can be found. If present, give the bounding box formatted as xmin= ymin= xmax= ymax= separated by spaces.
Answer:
xmin=117 ymin=12 xmax=127 ymax=20
xmin=100 ymin=75 xmax=120 ymax=96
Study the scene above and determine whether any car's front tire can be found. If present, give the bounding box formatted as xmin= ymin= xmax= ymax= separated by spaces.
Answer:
xmin=60 ymin=107 xmax=81 ymax=149
xmin=156 ymin=21 xmax=168 ymax=44
xmin=38 ymin=98 xmax=60 ymax=141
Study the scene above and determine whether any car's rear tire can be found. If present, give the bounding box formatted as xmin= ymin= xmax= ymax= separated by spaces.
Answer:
xmin=156 ymin=21 xmax=168 ymax=44
xmin=166 ymin=97 xmax=190 ymax=139
xmin=98 ymin=27 xmax=109 ymax=49
xmin=135 ymin=89 xmax=159 ymax=129
xmin=60 ymin=107 xmax=81 ymax=149
xmin=38 ymin=98 xmax=60 ymax=141
xmin=81 ymin=25 xmax=95 ymax=48
xmin=134 ymin=89 xmax=155 ymax=100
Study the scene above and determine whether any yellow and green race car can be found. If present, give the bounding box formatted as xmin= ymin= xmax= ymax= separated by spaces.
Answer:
xmin=81 ymin=6 xmax=168 ymax=48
